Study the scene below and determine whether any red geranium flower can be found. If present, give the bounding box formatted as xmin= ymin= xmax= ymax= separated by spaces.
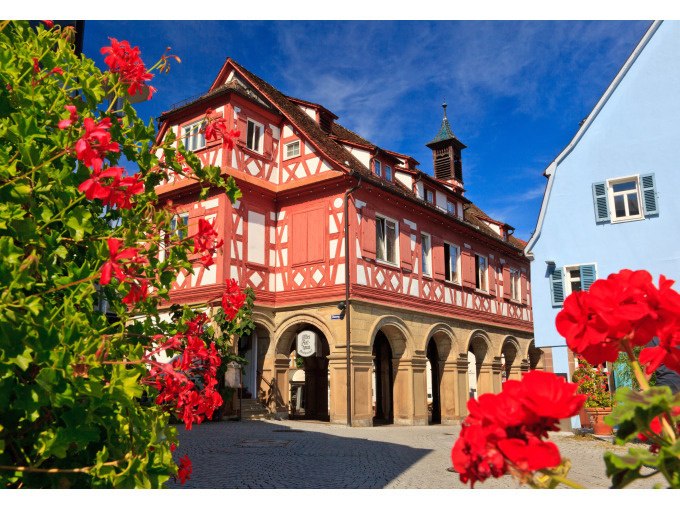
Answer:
xmin=100 ymin=238 xmax=145 ymax=286
xmin=177 ymin=455 xmax=192 ymax=484
xmin=58 ymin=104 xmax=79 ymax=130
xmin=515 ymin=370 xmax=586 ymax=421
xmin=121 ymin=280 xmax=149 ymax=305
xmin=75 ymin=117 xmax=119 ymax=171
xmin=101 ymin=38 xmax=155 ymax=99
xmin=221 ymin=278 xmax=246 ymax=320
xmin=203 ymin=114 xmax=240 ymax=150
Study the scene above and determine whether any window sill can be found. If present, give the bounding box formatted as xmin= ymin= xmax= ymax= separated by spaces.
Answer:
xmin=374 ymin=259 xmax=401 ymax=270
xmin=609 ymin=215 xmax=645 ymax=224
xmin=238 ymin=144 xmax=268 ymax=160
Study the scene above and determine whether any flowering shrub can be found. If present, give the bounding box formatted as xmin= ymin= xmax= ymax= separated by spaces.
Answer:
xmin=0 ymin=21 xmax=246 ymax=488
xmin=572 ymin=358 xmax=613 ymax=408
xmin=452 ymin=269 xmax=680 ymax=489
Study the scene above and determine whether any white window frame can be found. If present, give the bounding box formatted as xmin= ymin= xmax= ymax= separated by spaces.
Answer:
xmin=444 ymin=242 xmax=461 ymax=284
xmin=475 ymin=253 xmax=488 ymax=292
xmin=446 ymin=201 xmax=456 ymax=216
xmin=375 ymin=214 xmax=399 ymax=266
xmin=246 ymin=119 xmax=264 ymax=154
xmin=374 ymin=160 xmax=382 ymax=177
xmin=421 ymin=233 xmax=432 ymax=277
xmin=563 ymin=264 xmax=584 ymax=297
xmin=607 ymin=174 xmax=643 ymax=223
xmin=283 ymin=140 xmax=300 ymax=160
xmin=509 ymin=268 xmax=521 ymax=302
xmin=182 ymin=120 xmax=206 ymax=152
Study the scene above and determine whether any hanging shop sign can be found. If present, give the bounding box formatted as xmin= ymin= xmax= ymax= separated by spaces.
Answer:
xmin=296 ymin=330 xmax=318 ymax=357
xmin=224 ymin=361 xmax=242 ymax=388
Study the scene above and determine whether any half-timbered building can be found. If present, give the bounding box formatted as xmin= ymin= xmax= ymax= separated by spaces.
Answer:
xmin=155 ymin=58 xmax=540 ymax=426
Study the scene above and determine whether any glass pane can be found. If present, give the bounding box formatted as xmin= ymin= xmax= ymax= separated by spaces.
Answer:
xmin=386 ymin=221 xmax=396 ymax=263
xmin=614 ymin=194 xmax=626 ymax=217
xmin=374 ymin=161 xmax=381 ymax=176
xmin=421 ymin=235 xmax=430 ymax=275
xmin=628 ymin=193 xmax=640 ymax=215
xmin=571 ymin=280 xmax=582 ymax=292
xmin=376 ymin=219 xmax=385 ymax=261
xmin=254 ymin=126 xmax=261 ymax=151
xmin=385 ymin=166 xmax=392 ymax=181
xmin=612 ymin=181 xmax=636 ymax=192
xmin=569 ymin=269 xmax=580 ymax=279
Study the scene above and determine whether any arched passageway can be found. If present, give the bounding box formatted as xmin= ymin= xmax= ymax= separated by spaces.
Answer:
xmin=426 ymin=339 xmax=441 ymax=424
xmin=501 ymin=338 xmax=520 ymax=383
xmin=528 ymin=340 xmax=543 ymax=370
xmin=467 ymin=335 xmax=489 ymax=399
xmin=237 ymin=323 xmax=271 ymax=400
xmin=372 ymin=330 xmax=394 ymax=425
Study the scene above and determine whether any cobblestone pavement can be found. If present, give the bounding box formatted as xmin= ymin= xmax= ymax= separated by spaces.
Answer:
xmin=167 ymin=419 xmax=659 ymax=489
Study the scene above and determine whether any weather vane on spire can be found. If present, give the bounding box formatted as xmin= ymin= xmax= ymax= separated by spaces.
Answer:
xmin=442 ymin=100 xmax=448 ymax=119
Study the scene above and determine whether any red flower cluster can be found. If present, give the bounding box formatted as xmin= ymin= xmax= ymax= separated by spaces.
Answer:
xmin=101 ymin=38 xmax=155 ymax=100
xmin=75 ymin=117 xmax=120 ymax=172
xmin=222 ymin=278 xmax=246 ymax=321
xmin=203 ymin=110 xmax=240 ymax=150
xmin=451 ymin=371 xmax=585 ymax=487
xmin=176 ymin=455 xmax=192 ymax=484
xmin=556 ymin=270 xmax=680 ymax=370
xmin=193 ymin=218 xmax=224 ymax=268
xmin=78 ymin=166 xmax=144 ymax=209
xmin=637 ymin=407 xmax=680 ymax=446
xmin=100 ymin=238 xmax=149 ymax=304
xmin=144 ymin=314 xmax=223 ymax=430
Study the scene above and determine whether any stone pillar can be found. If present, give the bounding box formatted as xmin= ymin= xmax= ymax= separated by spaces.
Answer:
xmin=456 ymin=354 xmax=470 ymax=418
xmin=440 ymin=359 xmax=460 ymax=424
xmin=520 ymin=358 xmax=531 ymax=374
xmin=411 ymin=356 xmax=429 ymax=426
xmin=328 ymin=352 xmax=349 ymax=425
xmin=393 ymin=357 xmax=422 ymax=425
xmin=350 ymin=352 xmax=374 ymax=427
xmin=491 ymin=356 xmax=504 ymax=393
xmin=477 ymin=362 xmax=495 ymax=396
xmin=272 ymin=355 xmax=290 ymax=418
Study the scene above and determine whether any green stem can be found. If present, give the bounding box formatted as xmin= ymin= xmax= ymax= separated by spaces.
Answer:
xmin=549 ymin=474 xmax=585 ymax=489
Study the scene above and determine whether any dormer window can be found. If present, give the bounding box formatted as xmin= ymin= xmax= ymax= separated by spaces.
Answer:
xmin=374 ymin=160 xmax=382 ymax=177
xmin=446 ymin=200 xmax=456 ymax=216
xmin=425 ymin=189 xmax=434 ymax=204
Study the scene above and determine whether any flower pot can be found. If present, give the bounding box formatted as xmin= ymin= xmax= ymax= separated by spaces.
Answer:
xmin=585 ymin=407 xmax=613 ymax=435
xmin=578 ymin=407 xmax=590 ymax=428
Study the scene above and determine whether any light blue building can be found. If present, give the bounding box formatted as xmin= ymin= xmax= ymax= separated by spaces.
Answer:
xmin=525 ymin=20 xmax=680 ymax=425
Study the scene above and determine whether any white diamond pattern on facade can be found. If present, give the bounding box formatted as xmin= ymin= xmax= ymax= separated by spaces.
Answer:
xmin=294 ymin=272 xmax=304 ymax=287
xmin=313 ymin=269 xmax=323 ymax=284
xmin=375 ymin=271 xmax=385 ymax=286
xmin=390 ymin=275 xmax=399 ymax=290
xmin=249 ymin=272 xmax=263 ymax=288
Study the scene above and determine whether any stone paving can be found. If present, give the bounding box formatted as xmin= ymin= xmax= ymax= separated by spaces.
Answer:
xmin=167 ymin=418 xmax=660 ymax=489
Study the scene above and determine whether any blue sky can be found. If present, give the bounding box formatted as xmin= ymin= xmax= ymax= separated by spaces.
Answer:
xmin=82 ymin=20 xmax=651 ymax=241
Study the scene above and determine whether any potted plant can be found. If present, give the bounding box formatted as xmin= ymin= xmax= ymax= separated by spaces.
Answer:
xmin=572 ymin=358 xmax=614 ymax=434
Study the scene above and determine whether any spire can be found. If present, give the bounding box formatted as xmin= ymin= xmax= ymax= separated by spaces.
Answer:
xmin=429 ymin=101 xmax=456 ymax=144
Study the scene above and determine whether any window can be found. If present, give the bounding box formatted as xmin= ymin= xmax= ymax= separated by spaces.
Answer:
xmin=444 ymin=242 xmax=460 ymax=283
xmin=475 ymin=254 xmax=488 ymax=292
xmin=421 ymin=233 xmax=431 ymax=276
xmin=509 ymin=269 xmax=521 ymax=301
xmin=182 ymin=121 xmax=205 ymax=152
xmin=170 ymin=213 xmax=189 ymax=241
xmin=247 ymin=210 xmax=266 ymax=265
xmin=593 ymin=174 xmax=657 ymax=223
xmin=446 ymin=201 xmax=456 ymax=217
xmin=374 ymin=160 xmax=382 ymax=177
xmin=385 ymin=165 xmax=392 ymax=181
xmin=376 ymin=215 xmax=397 ymax=264
xmin=608 ymin=176 xmax=642 ymax=221
xmin=246 ymin=119 xmax=263 ymax=153
xmin=425 ymin=189 xmax=434 ymax=204
xmin=549 ymin=263 xmax=597 ymax=307
xmin=284 ymin=140 xmax=300 ymax=159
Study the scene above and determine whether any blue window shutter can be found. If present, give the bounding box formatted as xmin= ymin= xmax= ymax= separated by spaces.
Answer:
xmin=640 ymin=173 xmax=659 ymax=216
xmin=579 ymin=264 xmax=597 ymax=291
xmin=549 ymin=265 xmax=565 ymax=307
xmin=592 ymin=182 xmax=609 ymax=223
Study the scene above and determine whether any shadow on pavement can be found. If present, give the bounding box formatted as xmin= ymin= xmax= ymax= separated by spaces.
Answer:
xmin=167 ymin=420 xmax=434 ymax=489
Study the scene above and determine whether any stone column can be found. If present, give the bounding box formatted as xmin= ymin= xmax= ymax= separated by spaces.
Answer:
xmin=520 ymin=358 xmax=531 ymax=374
xmin=477 ymin=361 xmax=495 ymax=396
xmin=410 ymin=356 xmax=429 ymax=426
xmin=350 ymin=351 xmax=375 ymax=427
xmin=272 ymin=355 xmax=290 ymax=418
xmin=491 ymin=356 xmax=504 ymax=393
xmin=440 ymin=359 xmax=460 ymax=424
xmin=455 ymin=354 xmax=470 ymax=417
xmin=328 ymin=352 xmax=349 ymax=425
xmin=508 ymin=363 xmax=523 ymax=381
